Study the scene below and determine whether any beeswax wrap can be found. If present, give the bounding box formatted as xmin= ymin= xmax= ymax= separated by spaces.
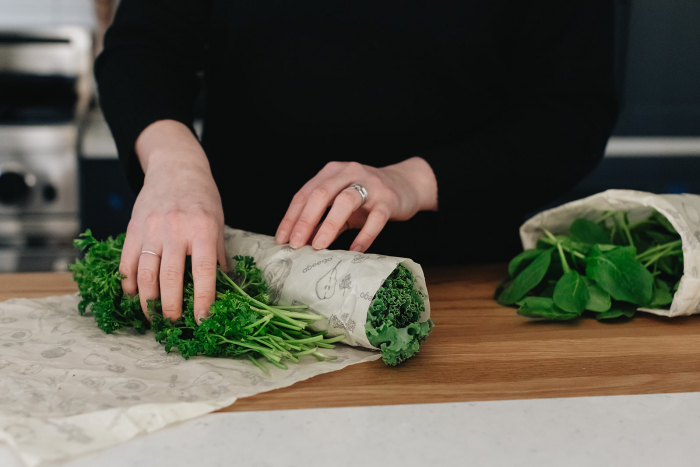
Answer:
xmin=0 ymin=228 xmax=434 ymax=465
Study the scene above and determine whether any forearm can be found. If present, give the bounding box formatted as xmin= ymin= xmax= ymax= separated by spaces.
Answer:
xmin=135 ymin=120 xmax=211 ymax=175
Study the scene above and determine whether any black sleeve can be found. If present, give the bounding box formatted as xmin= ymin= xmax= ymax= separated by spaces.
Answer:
xmin=94 ymin=0 xmax=212 ymax=193
xmin=421 ymin=0 xmax=619 ymax=220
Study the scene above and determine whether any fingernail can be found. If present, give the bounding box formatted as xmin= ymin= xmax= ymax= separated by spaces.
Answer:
xmin=351 ymin=244 xmax=363 ymax=252
xmin=275 ymin=230 xmax=287 ymax=244
xmin=195 ymin=310 xmax=207 ymax=325
xmin=312 ymin=235 xmax=326 ymax=250
xmin=290 ymin=232 xmax=303 ymax=248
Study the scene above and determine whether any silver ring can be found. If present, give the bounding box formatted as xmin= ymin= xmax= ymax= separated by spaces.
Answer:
xmin=349 ymin=183 xmax=368 ymax=206
xmin=141 ymin=250 xmax=161 ymax=259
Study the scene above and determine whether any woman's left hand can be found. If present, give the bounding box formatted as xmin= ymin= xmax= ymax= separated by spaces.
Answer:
xmin=275 ymin=157 xmax=438 ymax=252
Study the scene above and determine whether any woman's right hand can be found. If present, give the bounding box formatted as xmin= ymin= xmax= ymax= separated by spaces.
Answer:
xmin=119 ymin=120 xmax=227 ymax=324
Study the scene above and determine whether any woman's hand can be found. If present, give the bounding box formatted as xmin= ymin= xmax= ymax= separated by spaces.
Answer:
xmin=275 ymin=157 xmax=438 ymax=252
xmin=120 ymin=120 xmax=227 ymax=324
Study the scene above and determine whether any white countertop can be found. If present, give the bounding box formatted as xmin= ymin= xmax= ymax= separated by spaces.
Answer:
xmin=2 ymin=391 xmax=699 ymax=467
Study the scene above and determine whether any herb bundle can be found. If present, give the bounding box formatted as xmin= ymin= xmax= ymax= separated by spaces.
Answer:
xmin=71 ymin=230 xmax=431 ymax=371
xmin=365 ymin=265 xmax=432 ymax=366
xmin=496 ymin=210 xmax=683 ymax=320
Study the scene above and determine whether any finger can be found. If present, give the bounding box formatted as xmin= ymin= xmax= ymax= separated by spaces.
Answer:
xmin=191 ymin=233 xmax=219 ymax=324
xmin=159 ymin=242 xmax=187 ymax=321
xmin=217 ymin=231 xmax=228 ymax=272
xmin=350 ymin=206 xmax=390 ymax=252
xmin=312 ymin=187 xmax=364 ymax=250
xmin=119 ymin=226 xmax=141 ymax=296
xmin=306 ymin=224 xmax=322 ymax=246
xmin=275 ymin=162 xmax=347 ymax=245
xmin=137 ymin=248 xmax=162 ymax=318
xmin=287 ymin=174 xmax=362 ymax=249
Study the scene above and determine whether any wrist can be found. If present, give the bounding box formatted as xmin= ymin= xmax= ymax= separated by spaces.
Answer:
xmin=136 ymin=120 xmax=210 ymax=175
xmin=389 ymin=157 xmax=438 ymax=212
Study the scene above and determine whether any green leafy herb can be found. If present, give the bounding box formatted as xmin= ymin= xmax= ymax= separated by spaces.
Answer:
xmin=569 ymin=218 xmax=610 ymax=245
xmin=497 ymin=209 xmax=683 ymax=322
xmin=498 ymin=248 xmax=554 ymax=305
xmin=584 ymin=279 xmax=612 ymax=312
xmin=517 ymin=297 xmax=580 ymax=320
xmin=586 ymin=246 xmax=653 ymax=305
xmin=553 ymin=270 xmax=589 ymax=314
xmin=365 ymin=264 xmax=433 ymax=366
xmin=71 ymin=230 xmax=431 ymax=371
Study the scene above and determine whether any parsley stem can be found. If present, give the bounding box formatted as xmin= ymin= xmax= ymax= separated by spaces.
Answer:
xmin=312 ymin=351 xmax=337 ymax=361
xmin=246 ymin=354 xmax=269 ymax=374
xmin=282 ymin=312 xmax=324 ymax=320
xmin=314 ymin=342 xmax=335 ymax=349
xmin=283 ymin=335 xmax=324 ymax=344
xmin=250 ymin=318 xmax=271 ymax=337
xmin=242 ymin=314 xmax=272 ymax=330
xmin=292 ymin=347 xmax=318 ymax=357
xmin=219 ymin=272 xmax=308 ymax=329
xmin=321 ymin=335 xmax=346 ymax=344
xmin=263 ymin=356 xmax=288 ymax=369
xmin=216 ymin=337 xmax=282 ymax=359
xmin=269 ymin=320 xmax=303 ymax=331
xmin=277 ymin=305 xmax=310 ymax=311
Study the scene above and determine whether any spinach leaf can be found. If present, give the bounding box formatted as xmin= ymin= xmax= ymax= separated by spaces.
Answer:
xmin=586 ymin=246 xmax=654 ymax=306
xmin=498 ymin=248 xmax=554 ymax=305
xmin=585 ymin=281 xmax=611 ymax=312
xmin=508 ymin=248 xmax=543 ymax=278
xmin=517 ymin=297 xmax=580 ymax=320
xmin=648 ymin=278 xmax=674 ymax=308
xmin=553 ymin=270 xmax=589 ymax=314
xmin=569 ymin=218 xmax=610 ymax=245
xmin=499 ymin=209 xmax=682 ymax=323
xmin=596 ymin=302 xmax=636 ymax=320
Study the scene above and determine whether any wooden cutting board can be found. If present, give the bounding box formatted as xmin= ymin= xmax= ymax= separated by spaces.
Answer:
xmin=3 ymin=266 xmax=700 ymax=412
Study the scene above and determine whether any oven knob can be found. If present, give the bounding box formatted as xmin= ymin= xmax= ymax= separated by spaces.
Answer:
xmin=0 ymin=170 xmax=32 ymax=205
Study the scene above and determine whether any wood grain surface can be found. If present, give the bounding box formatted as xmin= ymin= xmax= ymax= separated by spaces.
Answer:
xmin=3 ymin=266 xmax=700 ymax=412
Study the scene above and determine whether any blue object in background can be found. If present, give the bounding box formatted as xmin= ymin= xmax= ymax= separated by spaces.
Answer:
xmin=107 ymin=192 xmax=124 ymax=212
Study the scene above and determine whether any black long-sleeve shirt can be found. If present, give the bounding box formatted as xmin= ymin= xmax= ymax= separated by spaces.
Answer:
xmin=96 ymin=0 xmax=618 ymax=264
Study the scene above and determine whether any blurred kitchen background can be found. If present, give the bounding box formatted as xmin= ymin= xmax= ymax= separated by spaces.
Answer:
xmin=0 ymin=0 xmax=698 ymax=272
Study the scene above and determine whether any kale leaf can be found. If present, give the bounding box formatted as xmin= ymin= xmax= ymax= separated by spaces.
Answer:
xmin=366 ymin=264 xmax=433 ymax=366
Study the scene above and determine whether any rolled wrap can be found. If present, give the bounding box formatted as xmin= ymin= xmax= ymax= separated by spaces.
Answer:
xmin=223 ymin=228 xmax=431 ymax=348
xmin=520 ymin=189 xmax=700 ymax=317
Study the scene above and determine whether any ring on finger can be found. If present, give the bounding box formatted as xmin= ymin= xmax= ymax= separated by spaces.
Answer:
xmin=349 ymin=183 xmax=368 ymax=206
xmin=141 ymin=250 xmax=161 ymax=259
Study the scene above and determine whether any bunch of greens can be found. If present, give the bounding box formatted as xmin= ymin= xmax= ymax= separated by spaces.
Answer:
xmin=72 ymin=230 xmax=342 ymax=373
xmin=365 ymin=265 xmax=432 ymax=366
xmin=496 ymin=210 xmax=683 ymax=320
xmin=71 ymin=230 xmax=432 ymax=371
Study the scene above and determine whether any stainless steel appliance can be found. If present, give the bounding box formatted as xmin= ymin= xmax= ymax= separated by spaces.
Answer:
xmin=0 ymin=26 xmax=91 ymax=272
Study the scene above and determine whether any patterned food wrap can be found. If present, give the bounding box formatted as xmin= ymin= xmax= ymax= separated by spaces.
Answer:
xmin=520 ymin=189 xmax=700 ymax=317
xmin=223 ymin=228 xmax=432 ymax=348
